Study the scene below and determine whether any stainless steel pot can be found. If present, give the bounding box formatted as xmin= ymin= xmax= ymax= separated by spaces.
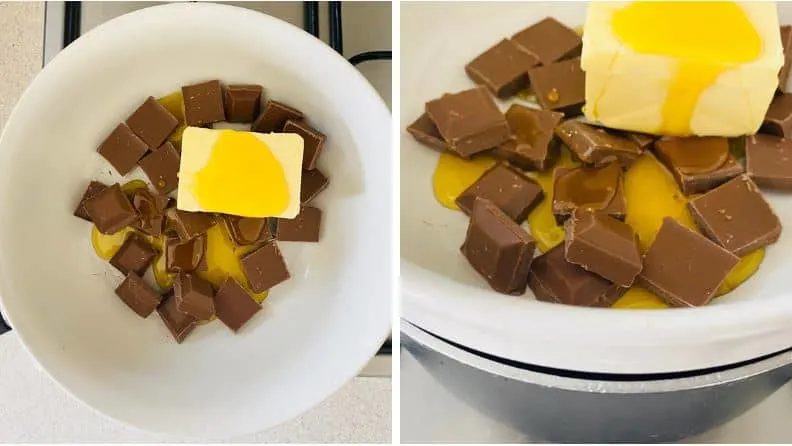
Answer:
xmin=401 ymin=320 xmax=792 ymax=443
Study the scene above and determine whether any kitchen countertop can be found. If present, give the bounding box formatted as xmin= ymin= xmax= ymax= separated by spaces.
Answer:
xmin=0 ymin=2 xmax=390 ymax=442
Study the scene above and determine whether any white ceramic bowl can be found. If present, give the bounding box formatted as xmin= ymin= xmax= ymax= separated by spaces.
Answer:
xmin=0 ymin=3 xmax=391 ymax=439
xmin=401 ymin=2 xmax=792 ymax=375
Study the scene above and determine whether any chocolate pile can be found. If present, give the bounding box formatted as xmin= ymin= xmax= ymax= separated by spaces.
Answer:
xmin=407 ymin=18 xmax=792 ymax=308
xmin=75 ymin=80 xmax=329 ymax=342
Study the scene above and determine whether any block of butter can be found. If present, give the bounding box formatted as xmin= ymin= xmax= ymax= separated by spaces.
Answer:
xmin=582 ymin=2 xmax=783 ymax=137
xmin=177 ymin=126 xmax=303 ymax=218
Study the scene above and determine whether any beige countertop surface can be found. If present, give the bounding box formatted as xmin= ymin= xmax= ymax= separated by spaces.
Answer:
xmin=0 ymin=2 xmax=391 ymax=442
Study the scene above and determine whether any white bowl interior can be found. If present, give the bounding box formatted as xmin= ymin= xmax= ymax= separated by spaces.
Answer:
xmin=0 ymin=3 xmax=390 ymax=439
xmin=401 ymin=2 xmax=792 ymax=374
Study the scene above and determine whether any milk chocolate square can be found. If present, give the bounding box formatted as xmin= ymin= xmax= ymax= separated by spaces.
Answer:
xmin=97 ymin=123 xmax=149 ymax=175
xmin=126 ymin=96 xmax=179 ymax=150
xmin=511 ymin=17 xmax=582 ymax=65
xmin=780 ymin=26 xmax=792 ymax=93
xmin=461 ymin=198 xmax=535 ymax=294
xmin=138 ymin=141 xmax=180 ymax=194
xmin=638 ymin=218 xmax=739 ymax=307
xmin=115 ymin=272 xmax=161 ymax=318
xmin=252 ymin=100 xmax=304 ymax=133
xmin=493 ymin=104 xmax=563 ymax=170
xmin=166 ymin=234 xmax=206 ymax=273
xmin=129 ymin=188 xmax=168 ymax=237
xmin=527 ymin=58 xmax=585 ymax=116
xmin=456 ymin=163 xmax=543 ymax=224
xmin=761 ymin=93 xmax=792 ymax=138
xmin=654 ymin=137 xmax=743 ymax=195
xmin=425 ymin=86 xmax=510 ymax=157
xmin=74 ymin=181 xmax=108 ymax=221
xmin=214 ymin=277 xmax=261 ymax=332
xmin=165 ymin=209 xmax=216 ymax=241
xmin=276 ymin=206 xmax=321 ymax=242
xmin=406 ymin=113 xmax=448 ymax=152
xmin=84 ymin=183 xmax=138 ymax=234
xmin=688 ymin=175 xmax=782 ymax=256
xmin=300 ymin=169 xmax=329 ymax=204
xmin=746 ymin=133 xmax=792 ymax=190
xmin=283 ymin=120 xmax=325 ymax=170
xmin=554 ymin=121 xmax=643 ymax=168
xmin=241 ymin=240 xmax=291 ymax=293
xmin=182 ymin=80 xmax=226 ymax=126
xmin=224 ymin=85 xmax=263 ymax=123
xmin=553 ymin=164 xmax=626 ymax=224
xmin=174 ymin=273 xmax=215 ymax=321
xmin=110 ymin=233 xmax=159 ymax=276
xmin=465 ymin=39 xmax=539 ymax=99
xmin=157 ymin=290 xmax=197 ymax=343
xmin=223 ymin=215 xmax=272 ymax=246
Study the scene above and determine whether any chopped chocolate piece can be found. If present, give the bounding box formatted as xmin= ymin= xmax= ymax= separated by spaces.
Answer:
xmin=406 ymin=113 xmax=448 ymax=152
xmin=223 ymin=215 xmax=271 ymax=245
xmin=493 ymin=104 xmax=563 ymax=170
xmin=252 ymin=100 xmax=304 ymax=133
xmin=554 ymin=121 xmax=642 ymax=168
xmin=84 ymin=183 xmax=139 ymax=234
xmin=564 ymin=211 xmax=641 ymax=287
xmin=166 ymin=233 xmax=206 ymax=273
xmin=214 ymin=277 xmax=261 ymax=332
xmin=300 ymin=169 xmax=329 ymax=204
xmin=110 ymin=233 xmax=159 ymax=276
xmin=241 ymin=240 xmax=291 ymax=293
xmin=157 ymin=290 xmax=197 ymax=343
xmin=138 ymin=141 xmax=180 ymax=194
xmin=129 ymin=188 xmax=168 ymax=237
xmin=173 ymin=273 xmax=215 ymax=321
xmin=97 ymin=123 xmax=149 ymax=175
xmin=115 ymin=272 xmax=161 ymax=318
xmin=638 ymin=218 xmax=739 ymax=307
xmin=623 ymin=131 xmax=656 ymax=150
xmin=224 ymin=84 xmax=263 ymax=122
xmin=465 ymin=39 xmax=539 ymax=98
xmin=511 ymin=17 xmax=582 ymax=65
xmin=283 ymin=120 xmax=325 ymax=170
xmin=276 ymin=206 xmax=321 ymax=242
xmin=527 ymin=57 xmax=585 ymax=116
xmin=461 ymin=198 xmax=535 ymax=294
xmin=182 ymin=80 xmax=226 ymax=126
xmin=456 ymin=163 xmax=543 ymax=223
xmin=655 ymin=137 xmax=743 ymax=195
xmin=688 ymin=175 xmax=782 ymax=256
xmin=126 ymin=96 xmax=179 ymax=150
xmin=780 ymin=26 xmax=792 ymax=93
xmin=528 ymin=245 xmax=625 ymax=307
xmin=73 ymin=180 xmax=108 ymax=221
xmin=165 ymin=209 xmax=216 ymax=241
xmin=553 ymin=164 xmax=626 ymax=224
xmin=761 ymin=93 xmax=792 ymax=137
xmin=746 ymin=133 xmax=792 ymax=190
xmin=425 ymin=86 xmax=510 ymax=157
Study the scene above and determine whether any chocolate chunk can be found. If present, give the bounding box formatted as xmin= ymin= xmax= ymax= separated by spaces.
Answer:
xmin=276 ymin=206 xmax=321 ymax=242
xmin=129 ymin=188 xmax=168 ymax=237
xmin=252 ymin=100 xmax=304 ymax=133
xmin=182 ymin=80 xmax=226 ymax=126
xmin=564 ymin=211 xmax=641 ymax=287
xmin=241 ymin=240 xmax=291 ymax=293
xmin=115 ymin=272 xmax=161 ymax=318
xmin=554 ymin=121 xmax=642 ymax=168
xmin=84 ymin=183 xmax=138 ymax=234
xmin=780 ymin=26 xmax=792 ymax=93
xmin=126 ymin=96 xmax=179 ymax=150
xmin=461 ymin=198 xmax=535 ymax=294
xmin=622 ymin=131 xmax=656 ymax=150
xmin=511 ymin=17 xmax=582 ymax=66
xmin=493 ymin=104 xmax=562 ymax=170
xmin=223 ymin=215 xmax=271 ymax=245
xmin=97 ymin=123 xmax=149 ymax=175
xmin=224 ymin=85 xmax=263 ymax=123
xmin=300 ymin=169 xmax=329 ymax=204
xmin=138 ymin=141 xmax=180 ymax=194
xmin=527 ymin=57 xmax=585 ymax=116
xmin=688 ymin=175 xmax=782 ymax=256
xmin=283 ymin=120 xmax=325 ymax=170
xmin=165 ymin=209 xmax=216 ymax=241
xmin=553 ymin=163 xmax=626 ymax=224
xmin=110 ymin=233 xmax=159 ymax=276
xmin=456 ymin=163 xmax=543 ymax=223
xmin=425 ymin=86 xmax=510 ymax=157
xmin=746 ymin=133 xmax=792 ymax=190
xmin=406 ymin=113 xmax=448 ymax=152
xmin=465 ymin=39 xmax=539 ymax=98
xmin=528 ymin=244 xmax=625 ymax=307
xmin=214 ymin=277 xmax=261 ymax=332
xmin=166 ymin=233 xmax=206 ymax=273
xmin=73 ymin=180 xmax=108 ymax=221
xmin=761 ymin=94 xmax=792 ymax=137
xmin=654 ymin=137 xmax=743 ymax=195
xmin=173 ymin=273 xmax=215 ymax=321
xmin=157 ymin=290 xmax=197 ymax=343
xmin=638 ymin=218 xmax=739 ymax=307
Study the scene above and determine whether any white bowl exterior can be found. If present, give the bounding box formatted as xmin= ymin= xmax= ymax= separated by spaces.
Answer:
xmin=0 ymin=3 xmax=391 ymax=439
xmin=401 ymin=2 xmax=792 ymax=374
